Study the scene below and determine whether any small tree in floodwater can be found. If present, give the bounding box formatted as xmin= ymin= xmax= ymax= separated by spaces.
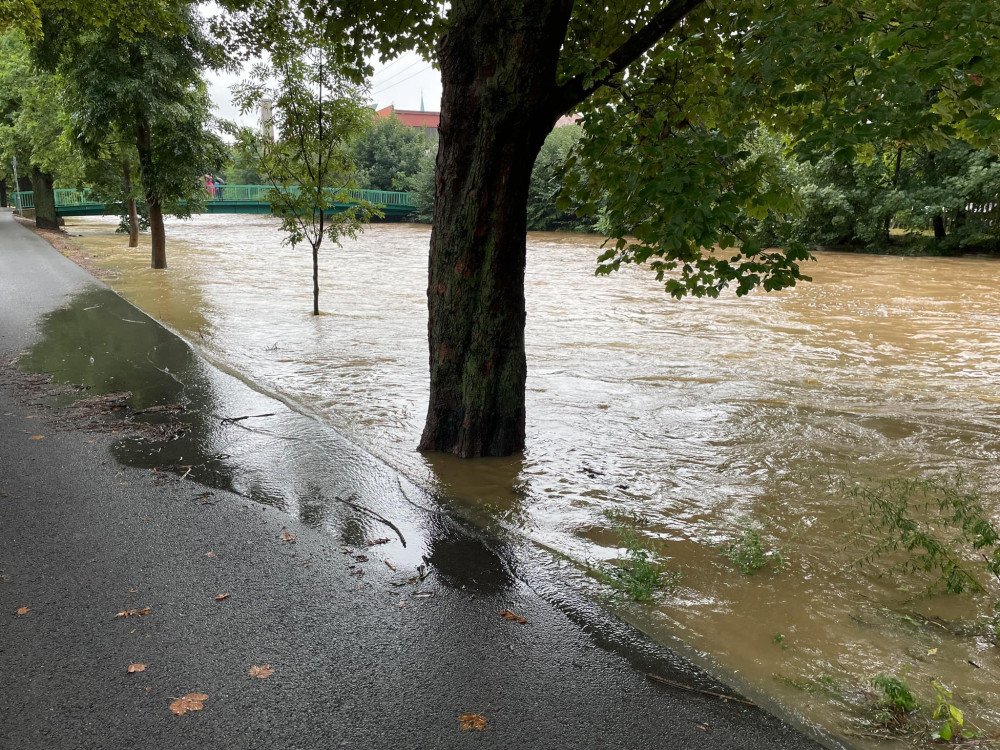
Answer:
xmin=230 ymin=42 xmax=377 ymax=316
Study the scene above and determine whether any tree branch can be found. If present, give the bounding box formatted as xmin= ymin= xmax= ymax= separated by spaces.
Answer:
xmin=555 ymin=0 xmax=706 ymax=114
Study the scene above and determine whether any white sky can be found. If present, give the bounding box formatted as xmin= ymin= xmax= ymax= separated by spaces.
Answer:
xmin=206 ymin=50 xmax=443 ymax=125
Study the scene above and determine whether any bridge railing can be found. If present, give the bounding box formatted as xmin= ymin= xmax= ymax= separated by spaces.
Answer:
xmin=13 ymin=185 xmax=416 ymax=211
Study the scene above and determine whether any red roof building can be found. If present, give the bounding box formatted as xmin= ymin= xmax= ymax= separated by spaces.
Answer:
xmin=376 ymin=106 xmax=440 ymax=136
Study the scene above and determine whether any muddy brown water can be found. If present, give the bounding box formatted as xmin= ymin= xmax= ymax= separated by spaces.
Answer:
xmin=65 ymin=215 xmax=1000 ymax=747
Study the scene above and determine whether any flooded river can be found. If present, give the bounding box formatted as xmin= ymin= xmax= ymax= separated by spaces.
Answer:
xmin=65 ymin=215 xmax=1000 ymax=747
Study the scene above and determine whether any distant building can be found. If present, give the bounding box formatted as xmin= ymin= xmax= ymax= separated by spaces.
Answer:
xmin=376 ymin=106 xmax=440 ymax=137
xmin=555 ymin=113 xmax=581 ymax=128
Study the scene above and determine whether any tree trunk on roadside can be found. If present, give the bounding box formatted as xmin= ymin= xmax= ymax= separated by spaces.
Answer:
xmin=122 ymin=158 xmax=140 ymax=248
xmin=0 ymin=178 xmax=7 ymax=208
xmin=135 ymin=119 xmax=166 ymax=268
xmin=418 ymin=0 xmax=571 ymax=457
xmin=31 ymin=168 xmax=59 ymax=230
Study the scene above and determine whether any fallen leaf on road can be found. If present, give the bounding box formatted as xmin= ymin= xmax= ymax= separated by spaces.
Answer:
xmin=126 ymin=663 xmax=147 ymax=674
xmin=368 ymin=538 xmax=391 ymax=546
xmin=214 ymin=593 xmax=230 ymax=601
xmin=499 ymin=609 xmax=528 ymax=624
xmin=458 ymin=713 xmax=487 ymax=731
xmin=116 ymin=606 xmax=152 ymax=618
xmin=28 ymin=435 xmax=44 ymax=440
xmin=205 ymin=551 xmax=216 ymax=558
xmin=248 ymin=664 xmax=274 ymax=679
xmin=280 ymin=532 xmax=297 ymax=543
xmin=16 ymin=606 xmax=30 ymax=615
xmin=169 ymin=692 xmax=208 ymax=716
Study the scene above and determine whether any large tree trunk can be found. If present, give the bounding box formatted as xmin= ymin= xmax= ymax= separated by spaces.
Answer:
xmin=0 ymin=178 xmax=7 ymax=208
xmin=30 ymin=168 xmax=59 ymax=230
xmin=932 ymin=213 xmax=946 ymax=241
xmin=122 ymin=158 xmax=140 ymax=248
xmin=135 ymin=119 xmax=167 ymax=268
xmin=418 ymin=0 xmax=571 ymax=457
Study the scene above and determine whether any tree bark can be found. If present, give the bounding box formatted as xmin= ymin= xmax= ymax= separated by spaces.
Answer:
xmin=312 ymin=241 xmax=320 ymax=316
xmin=932 ymin=213 xmax=946 ymax=241
xmin=122 ymin=158 xmax=140 ymax=248
xmin=0 ymin=178 xmax=7 ymax=208
xmin=30 ymin=168 xmax=59 ymax=230
xmin=418 ymin=0 xmax=572 ymax=457
xmin=135 ymin=119 xmax=167 ymax=268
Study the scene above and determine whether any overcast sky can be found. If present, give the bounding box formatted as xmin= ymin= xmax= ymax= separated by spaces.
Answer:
xmin=206 ymin=50 xmax=443 ymax=125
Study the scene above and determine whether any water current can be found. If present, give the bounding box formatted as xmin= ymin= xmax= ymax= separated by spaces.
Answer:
xmin=65 ymin=215 xmax=1000 ymax=747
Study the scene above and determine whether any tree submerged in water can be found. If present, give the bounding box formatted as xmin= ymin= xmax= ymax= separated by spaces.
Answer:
xmin=230 ymin=39 xmax=378 ymax=316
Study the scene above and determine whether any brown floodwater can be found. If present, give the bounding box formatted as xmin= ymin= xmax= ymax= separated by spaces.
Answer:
xmin=67 ymin=215 xmax=1000 ymax=747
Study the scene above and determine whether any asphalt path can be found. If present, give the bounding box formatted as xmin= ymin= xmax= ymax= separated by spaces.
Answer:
xmin=0 ymin=209 xmax=838 ymax=750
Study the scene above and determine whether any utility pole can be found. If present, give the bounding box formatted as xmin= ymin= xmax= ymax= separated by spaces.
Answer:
xmin=11 ymin=156 xmax=22 ymax=217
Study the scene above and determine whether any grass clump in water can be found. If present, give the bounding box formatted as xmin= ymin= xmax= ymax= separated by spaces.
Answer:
xmin=595 ymin=511 xmax=680 ymax=602
xmin=721 ymin=522 xmax=785 ymax=575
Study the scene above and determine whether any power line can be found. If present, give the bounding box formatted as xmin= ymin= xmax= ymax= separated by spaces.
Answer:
xmin=372 ymin=58 xmax=427 ymax=89
xmin=372 ymin=64 xmax=433 ymax=96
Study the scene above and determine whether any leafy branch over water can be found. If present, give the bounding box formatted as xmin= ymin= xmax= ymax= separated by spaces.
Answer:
xmin=847 ymin=474 xmax=1000 ymax=596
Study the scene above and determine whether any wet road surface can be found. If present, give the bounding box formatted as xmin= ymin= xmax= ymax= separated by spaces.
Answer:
xmin=0 ymin=209 xmax=833 ymax=748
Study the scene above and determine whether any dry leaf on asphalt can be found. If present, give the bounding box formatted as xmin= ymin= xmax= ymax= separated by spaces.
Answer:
xmin=280 ymin=532 xmax=297 ymax=543
xmin=248 ymin=664 xmax=275 ymax=679
xmin=126 ymin=663 xmax=147 ymax=674
xmin=458 ymin=713 xmax=487 ymax=731
xmin=16 ymin=606 xmax=30 ymax=615
xmin=214 ymin=593 xmax=230 ymax=601
xmin=115 ymin=606 xmax=152 ymax=618
xmin=28 ymin=435 xmax=44 ymax=440
xmin=169 ymin=693 xmax=208 ymax=716
xmin=499 ymin=609 xmax=528 ymax=624
xmin=205 ymin=551 xmax=216 ymax=558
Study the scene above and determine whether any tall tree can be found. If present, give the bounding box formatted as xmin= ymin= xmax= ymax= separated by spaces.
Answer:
xmin=353 ymin=113 xmax=429 ymax=191
xmin=230 ymin=41 xmax=379 ymax=316
xmin=59 ymin=3 xmax=226 ymax=268
xmin=0 ymin=30 xmax=81 ymax=229
xmin=218 ymin=0 xmax=1000 ymax=458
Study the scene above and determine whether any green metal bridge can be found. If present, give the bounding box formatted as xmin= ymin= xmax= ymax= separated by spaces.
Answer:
xmin=12 ymin=186 xmax=417 ymax=219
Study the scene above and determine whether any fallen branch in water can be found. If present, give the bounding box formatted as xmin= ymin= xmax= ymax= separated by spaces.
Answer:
xmin=645 ymin=673 xmax=756 ymax=707
xmin=220 ymin=412 xmax=277 ymax=425
xmin=333 ymin=494 xmax=406 ymax=548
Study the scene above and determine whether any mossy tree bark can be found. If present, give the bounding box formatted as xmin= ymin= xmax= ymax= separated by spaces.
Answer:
xmin=30 ymin=168 xmax=59 ymax=229
xmin=418 ymin=0 xmax=571 ymax=457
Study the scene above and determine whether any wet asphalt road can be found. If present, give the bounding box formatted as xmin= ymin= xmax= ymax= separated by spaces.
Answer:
xmin=0 ymin=209 xmax=837 ymax=750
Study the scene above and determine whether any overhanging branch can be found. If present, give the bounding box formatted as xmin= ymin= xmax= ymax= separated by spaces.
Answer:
xmin=555 ymin=0 xmax=706 ymax=114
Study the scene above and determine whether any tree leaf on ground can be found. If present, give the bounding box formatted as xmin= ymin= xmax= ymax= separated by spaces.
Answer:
xmin=280 ymin=532 xmax=297 ymax=542
xmin=127 ymin=663 xmax=147 ymax=673
xmin=16 ymin=606 xmax=30 ymax=615
xmin=249 ymin=664 xmax=275 ymax=679
xmin=169 ymin=692 xmax=208 ymax=716
xmin=116 ymin=606 xmax=152 ymax=618
xmin=28 ymin=435 xmax=44 ymax=440
xmin=458 ymin=713 xmax=487 ymax=731
xmin=214 ymin=593 xmax=230 ymax=601
xmin=205 ymin=552 xmax=216 ymax=558
xmin=499 ymin=609 xmax=528 ymax=624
